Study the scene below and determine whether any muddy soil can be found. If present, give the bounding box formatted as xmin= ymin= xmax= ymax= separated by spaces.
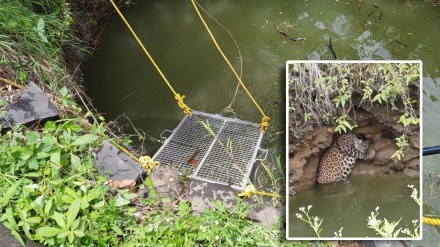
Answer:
xmin=288 ymin=105 xmax=419 ymax=195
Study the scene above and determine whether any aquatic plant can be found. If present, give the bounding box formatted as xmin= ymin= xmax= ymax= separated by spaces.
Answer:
xmin=366 ymin=207 xmax=402 ymax=238
xmin=407 ymin=184 xmax=420 ymax=206
xmin=295 ymin=205 xmax=324 ymax=237
xmin=295 ymin=184 xmax=420 ymax=238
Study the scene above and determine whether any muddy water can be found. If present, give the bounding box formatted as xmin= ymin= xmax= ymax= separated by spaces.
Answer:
xmin=288 ymin=175 xmax=419 ymax=238
xmin=82 ymin=0 xmax=437 ymax=241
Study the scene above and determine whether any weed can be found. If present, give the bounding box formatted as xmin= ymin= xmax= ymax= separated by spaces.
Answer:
xmin=289 ymin=63 xmax=420 ymax=159
xmin=0 ymin=120 xmax=137 ymax=245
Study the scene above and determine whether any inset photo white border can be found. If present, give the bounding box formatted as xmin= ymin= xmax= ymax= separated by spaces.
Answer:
xmin=285 ymin=60 xmax=422 ymax=241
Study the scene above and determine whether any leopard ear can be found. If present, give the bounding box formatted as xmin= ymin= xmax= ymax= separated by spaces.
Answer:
xmin=356 ymin=134 xmax=367 ymax=141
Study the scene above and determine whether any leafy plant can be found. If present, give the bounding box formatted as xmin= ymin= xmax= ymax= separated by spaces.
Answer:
xmin=295 ymin=205 xmax=324 ymax=237
xmin=289 ymin=63 xmax=420 ymax=158
xmin=367 ymin=207 xmax=402 ymax=238
xmin=124 ymin=199 xmax=284 ymax=246
xmin=0 ymin=120 xmax=137 ymax=246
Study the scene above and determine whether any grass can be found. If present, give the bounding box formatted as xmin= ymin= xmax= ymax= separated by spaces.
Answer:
xmin=0 ymin=0 xmax=85 ymax=89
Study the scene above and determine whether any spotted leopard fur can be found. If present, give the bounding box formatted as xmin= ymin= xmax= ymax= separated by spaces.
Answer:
xmin=316 ymin=133 xmax=369 ymax=184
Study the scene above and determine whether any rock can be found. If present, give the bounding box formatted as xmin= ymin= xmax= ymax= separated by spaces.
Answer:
xmin=189 ymin=178 xmax=236 ymax=214
xmin=373 ymin=240 xmax=407 ymax=247
xmin=1 ymin=82 xmax=58 ymax=129
xmin=0 ymin=222 xmax=41 ymax=247
xmin=95 ymin=140 xmax=144 ymax=181
xmin=374 ymin=147 xmax=397 ymax=165
xmin=188 ymin=179 xmax=280 ymax=228
xmin=148 ymin=165 xmax=182 ymax=199
xmin=407 ymin=158 xmax=419 ymax=170
xmin=247 ymin=204 xmax=280 ymax=228
xmin=403 ymin=168 xmax=420 ymax=177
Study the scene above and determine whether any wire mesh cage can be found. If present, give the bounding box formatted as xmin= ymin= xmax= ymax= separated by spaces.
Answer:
xmin=152 ymin=110 xmax=266 ymax=190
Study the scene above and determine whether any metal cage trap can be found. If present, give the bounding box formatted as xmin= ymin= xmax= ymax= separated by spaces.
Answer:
xmin=152 ymin=110 xmax=267 ymax=190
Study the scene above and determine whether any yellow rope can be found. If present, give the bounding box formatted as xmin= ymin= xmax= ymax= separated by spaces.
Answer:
xmin=0 ymin=77 xmax=24 ymax=89
xmin=238 ymin=184 xmax=282 ymax=198
xmin=139 ymin=156 xmax=160 ymax=173
xmin=110 ymin=140 xmax=160 ymax=173
xmin=190 ymin=0 xmax=270 ymax=132
xmin=108 ymin=0 xmax=191 ymax=117
xmin=423 ymin=216 xmax=440 ymax=226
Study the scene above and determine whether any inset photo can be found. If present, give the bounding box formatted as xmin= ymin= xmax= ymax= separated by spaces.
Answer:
xmin=286 ymin=61 xmax=422 ymax=240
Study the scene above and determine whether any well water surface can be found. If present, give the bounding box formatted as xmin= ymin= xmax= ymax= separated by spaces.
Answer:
xmin=288 ymin=175 xmax=419 ymax=238
xmin=82 ymin=0 xmax=438 ymax=242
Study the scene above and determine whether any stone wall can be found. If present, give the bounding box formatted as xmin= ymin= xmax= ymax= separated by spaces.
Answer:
xmin=288 ymin=106 xmax=419 ymax=195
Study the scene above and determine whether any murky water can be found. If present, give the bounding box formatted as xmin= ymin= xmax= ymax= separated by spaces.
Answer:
xmin=288 ymin=175 xmax=419 ymax=238
xmin=82 ymin=0 xmax=437 ymax=242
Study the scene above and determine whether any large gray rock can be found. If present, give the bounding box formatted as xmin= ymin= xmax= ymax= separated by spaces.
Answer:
xmin=189 ymin=179 xmax=280 ymax=228
xmin=148 ymin=165 xmax=183 ymax=199
xmin=95 ymin=140 xmax=144 ymax=181
xmin=1 ymin=82 xmax=58 ymax=129
xmin=0 ymin=222 xmax=41 ymax=247
xmin=189 ymin=179 xmax=236 ymax=214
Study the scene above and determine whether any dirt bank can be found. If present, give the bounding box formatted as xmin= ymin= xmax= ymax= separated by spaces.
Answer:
xmin=65 ymin=0 xmax=126 ymax=79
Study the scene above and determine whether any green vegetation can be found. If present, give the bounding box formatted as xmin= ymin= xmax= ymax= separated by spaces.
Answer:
xmin=0 ymin=0 xmax=84 ymax=88
xmin=288 ymin=63 xmax=420 ymax=160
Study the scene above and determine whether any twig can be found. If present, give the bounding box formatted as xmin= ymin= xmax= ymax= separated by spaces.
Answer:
xmin=325 ymin=38 xmax=337 ymax=60
xmin=362 ymin=10 xmax=375 ymax=32
xmin=274 ymin=24 xmax=306 ymax=41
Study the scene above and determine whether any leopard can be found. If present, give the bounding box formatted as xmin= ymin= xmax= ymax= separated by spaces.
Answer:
xmin=316 ymin=133 xmax=369 ymax=184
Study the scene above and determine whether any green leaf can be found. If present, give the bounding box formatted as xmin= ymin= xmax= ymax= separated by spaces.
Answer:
xmin=38 ymin=32 xmax=48 ymax=43
xmin=50 ymin=151 xmax=61 ymax=166
xmin=111 ymin=225 xmax=124 ymax=235
xmin=37 ymin=226 xmax=62 ymax=237
xmin=60 ymin=87 xmax=69 ymax=97
xmin=53 ymin=212 xmax=66 ymax=228
xmin=70 ymin=154 xmax=81 ymax=170
xmin=49 ymin=178 xmax=64 ymax=185
xmin=71 ymin=134 xmax=98 ymax=146
xmin=37 ymin=18 xmax=45 ymax=30
xmin=26 ymin=216 xmax=41 ymax=225
xmin=64 ymin=187 xmax=80 ymax=199
xmin=74 ymin=230 xmax=85 ymax=237
xmin=24 ymin=184 xmax=39 ymax=190
xmin=68 ymin=231 xmax=75 ymax=243
xmin=44 ymin=198 xmax=53 ymax=215
xmin=62 ymin=195 xmax=75 ymax=204
xmin=92 ymin=201 xmax=105 ymax=209
xmin=26 ymin=131 xmax=40 ymax=144
xmin=42 ymin=134 xmax=57 ymax=145
xmin=66 ymin=199 xmax=80 ymax=227
xmin=28 ymin=159 xmax=39 ymax=170
xmin=1 ymin=179 xmax=21 ymax=207
xmin=10 ymin=230 xmax=25 ymax=246
xmin=68 ymin=125 xmax=83 ymax=133
xmin=5 ymin=207 xmax=17 ymax=229
xmin=24 ymin=172 xmax=43 ymax=177
xmin=57 ymin=230 xmax=69 ymax=239
xmin=115 ymin=197 xmax=130 ymax=207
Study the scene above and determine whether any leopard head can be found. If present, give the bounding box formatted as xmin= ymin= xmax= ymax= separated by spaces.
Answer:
xmin=353 ymin=134 xmax=369 ymax=153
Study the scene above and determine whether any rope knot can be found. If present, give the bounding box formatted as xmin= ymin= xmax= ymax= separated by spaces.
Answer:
xmin=175 ymin=94 xmax=192 ymax=117
xmin=260 ymin=116 xmax=270 ymax=132
xmin=238 ymin=184 xmax=256 ymax=199
xmin=139 ymin=156 xmax=160 ymax=173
